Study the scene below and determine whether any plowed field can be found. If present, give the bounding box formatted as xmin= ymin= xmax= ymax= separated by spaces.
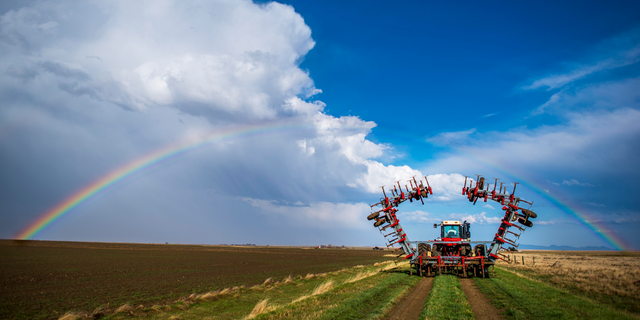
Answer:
xmin=0 ymin=240 xmax=391 ymax=320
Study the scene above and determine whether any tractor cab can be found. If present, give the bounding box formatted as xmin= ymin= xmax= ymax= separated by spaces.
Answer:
xmin=435 ymin=220 xmax=471 ymax=241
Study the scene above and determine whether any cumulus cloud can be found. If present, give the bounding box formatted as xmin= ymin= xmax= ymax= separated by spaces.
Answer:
xmin=0 ymin=0 xmax=455 ymax=241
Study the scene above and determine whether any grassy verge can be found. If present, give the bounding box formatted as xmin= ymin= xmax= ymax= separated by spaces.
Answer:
xmin=317 ymin=270 xmax=420 ymax=319
xmin=419 ymin=275 xmax=474 ymax=320
xmin=500 ymin=263 xmax=640 ymax=316
xmin=474 ymin=267 xmax=636 ymax=320
xmin=95 ymin=261 xmax=416 ymax=320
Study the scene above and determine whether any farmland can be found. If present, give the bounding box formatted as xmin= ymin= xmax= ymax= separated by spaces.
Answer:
xmin=0 ymin=240 xmax=392 ymax=320
xmin=2 ymin=241 xmax=639 ymax=320
xmin=492 ymin=250 xmax=640 ymax=316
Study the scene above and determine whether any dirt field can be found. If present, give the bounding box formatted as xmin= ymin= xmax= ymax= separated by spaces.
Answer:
xmin=0 ymin=240 xmax=391 ymax=320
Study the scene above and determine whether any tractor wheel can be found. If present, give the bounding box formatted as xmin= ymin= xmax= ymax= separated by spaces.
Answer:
xmin=483 ymin=264 xmax=491 ymax=278
xmin=373 ymin=219 xmax=384 ymax=227
xmin=418 ymin=243 xmax=431 ymax=257
xmin=461 ymin=244 xmax=472 ymax=257
xmin=473 ymin=244 xmax=486 ymax=257
xmin=518 ymin=217 xmax=533 ymax=227
xmin=431 ymin=244 xmax=441 ymax=257
xmin=367 ymin=212 xmax=380 ymax=220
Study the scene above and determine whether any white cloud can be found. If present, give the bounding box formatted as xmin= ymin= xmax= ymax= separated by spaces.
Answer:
xmin=532 ymin=77 xmax=640 ymax=116
xmin=241 ymin=198 xmax=370 ymax=229
xmin=427 ymin=108 xmax=640 ymax=176
xmin=562 ymin=179 xmax=594 ymax=187
xmin=523 ymin=28 xmax=640 ymax=91
xmin=426 ymin=128 xmax=476 ymax=146
xmin=1 ymin=0 xmax=317 ymax=119
xmin=483 ymin=204 xmax=495 ymax=209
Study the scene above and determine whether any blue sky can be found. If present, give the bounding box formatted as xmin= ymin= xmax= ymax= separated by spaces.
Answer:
xmin=1 ymin=1 xmax=639 ymax=249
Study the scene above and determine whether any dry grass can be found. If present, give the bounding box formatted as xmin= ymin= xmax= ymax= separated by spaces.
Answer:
xmin=312 ymin=280 xmax=334 ymax=296
xmin=58 ymin=312 xmax=86 ymax=320
xmin=346 ymin=271 xmax=377 ymax=283
xmin=245 ymin=298 xmax=276 ymax=319
xmin=497 ymin=251 xmax=640 ymax=298
xmin=114 ymin=304 xmax=135 ymax=314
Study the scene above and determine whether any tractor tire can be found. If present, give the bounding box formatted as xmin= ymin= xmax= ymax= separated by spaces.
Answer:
xmin=518 ymin=217 xmax=533 ymax=227
xmin=461 ymin=244 xmax=472 ymax=257
xmin=418 ymin=243 xmax=431 ymax=257
xmin=474 ymin=244 xmax=486 ymax=257
xmin=478 ymin=177 xmax=485 ymax=190
xmin=521 ymin=208 xmax=538 ymax=219
xmin=373 ymin=219 xmax=385 ymax=227
xmin=367 ymin=212 xmax=380 ymax=220
xmin=431 ymin=244 xmax=442 ymax=257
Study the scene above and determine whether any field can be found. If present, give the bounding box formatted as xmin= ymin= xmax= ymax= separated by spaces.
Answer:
xmin=2 ymin=241 xmax=640 ymax=320
xmin=0 ymin=240 xmax=392 ymax=320
xmin=492 ymin=250 xmax=640 ymax=316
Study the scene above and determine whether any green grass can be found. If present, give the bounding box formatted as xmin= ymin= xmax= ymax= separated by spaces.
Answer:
xmin=318 ymin=270 xmax=421 ymax=319
xmin=474 ymin=267 xmax=636 ymax=320
xmin=502 ymin=265 xmax=640 ymax=316
xmin=419 ymin=275 xmax=474 ymax=320
xmin=104 ymin=262 xmax=417 ymax=320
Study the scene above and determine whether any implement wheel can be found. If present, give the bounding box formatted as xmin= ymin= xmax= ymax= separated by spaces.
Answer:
xmin=418 ymin=243 xmax=431 ymax=257
xmin=473 ymin=244 xmax=486 ymax=257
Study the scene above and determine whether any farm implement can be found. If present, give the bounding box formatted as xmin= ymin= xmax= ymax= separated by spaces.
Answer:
xmin=368 ymin=175 xmax=538 ymax=278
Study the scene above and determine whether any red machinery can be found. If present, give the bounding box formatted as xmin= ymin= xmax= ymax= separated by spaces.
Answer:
xmin=368 ymin=175 xmax=538 ymax=277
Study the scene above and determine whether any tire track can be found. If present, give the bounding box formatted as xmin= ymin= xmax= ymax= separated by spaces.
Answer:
xmin=383 ymin=277 xmax=433 ymax=320
xmin=459 ymin=278 xmax=505 ymax=320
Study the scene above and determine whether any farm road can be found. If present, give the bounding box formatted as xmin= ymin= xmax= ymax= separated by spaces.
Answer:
xmin=384 ymin=277 xmax=433 ymax=320
xmin=384 ymin=277 xmax=503 ymax=320
xmin=460 ymin=278 xmax=505 ymax=320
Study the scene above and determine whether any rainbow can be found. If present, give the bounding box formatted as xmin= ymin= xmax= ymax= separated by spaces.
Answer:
xmin=16 ymin=121 xmax=309 ymax=240
xmin=17 ymin=122 xmax=634 ymax=250
xmin=456 ymin=150 xmax=632 ymax=251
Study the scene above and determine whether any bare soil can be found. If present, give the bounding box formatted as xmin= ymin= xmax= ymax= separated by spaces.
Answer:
xmin=383 ymin=277 xmax=433 ymax=320
xmin=0 ymin=240 xmax=391 ymax=320
xmin=459 ymin=278 xmax=505 ymax=320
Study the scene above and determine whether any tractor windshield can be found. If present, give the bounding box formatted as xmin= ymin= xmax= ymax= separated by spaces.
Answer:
xmin=442 ymin=225 xmax=460 ymax=238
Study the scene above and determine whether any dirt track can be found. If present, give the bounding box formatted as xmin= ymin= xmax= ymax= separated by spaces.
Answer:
xmin=384 ymin=277 xmax=504 ymax=320
xmin=459 ymin=279 xmax=505 ymax=320
xmin=384 ymin=277 xmax=433 ymax=320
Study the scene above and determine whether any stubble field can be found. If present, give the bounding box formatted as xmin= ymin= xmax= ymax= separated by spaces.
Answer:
xmin=0 ymin=240 xmax=392 ymax=320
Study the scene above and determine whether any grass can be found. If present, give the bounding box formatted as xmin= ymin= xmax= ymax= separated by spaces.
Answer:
xmin=474 ymin=267 xmax=637 ymax=320
xmin=317 ymin=270 xmax=420 ymax=319
xmin=498 ymin=251 xmax=640 ymax=316
xmin=100 ymin=261 xmax=411 ymax=320
xmin=419 ymin=275 xmax=474 ymax=320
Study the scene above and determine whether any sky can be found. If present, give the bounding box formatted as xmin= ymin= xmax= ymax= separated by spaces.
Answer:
xmin=1 ymin=0 xmax=639 ymax=249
